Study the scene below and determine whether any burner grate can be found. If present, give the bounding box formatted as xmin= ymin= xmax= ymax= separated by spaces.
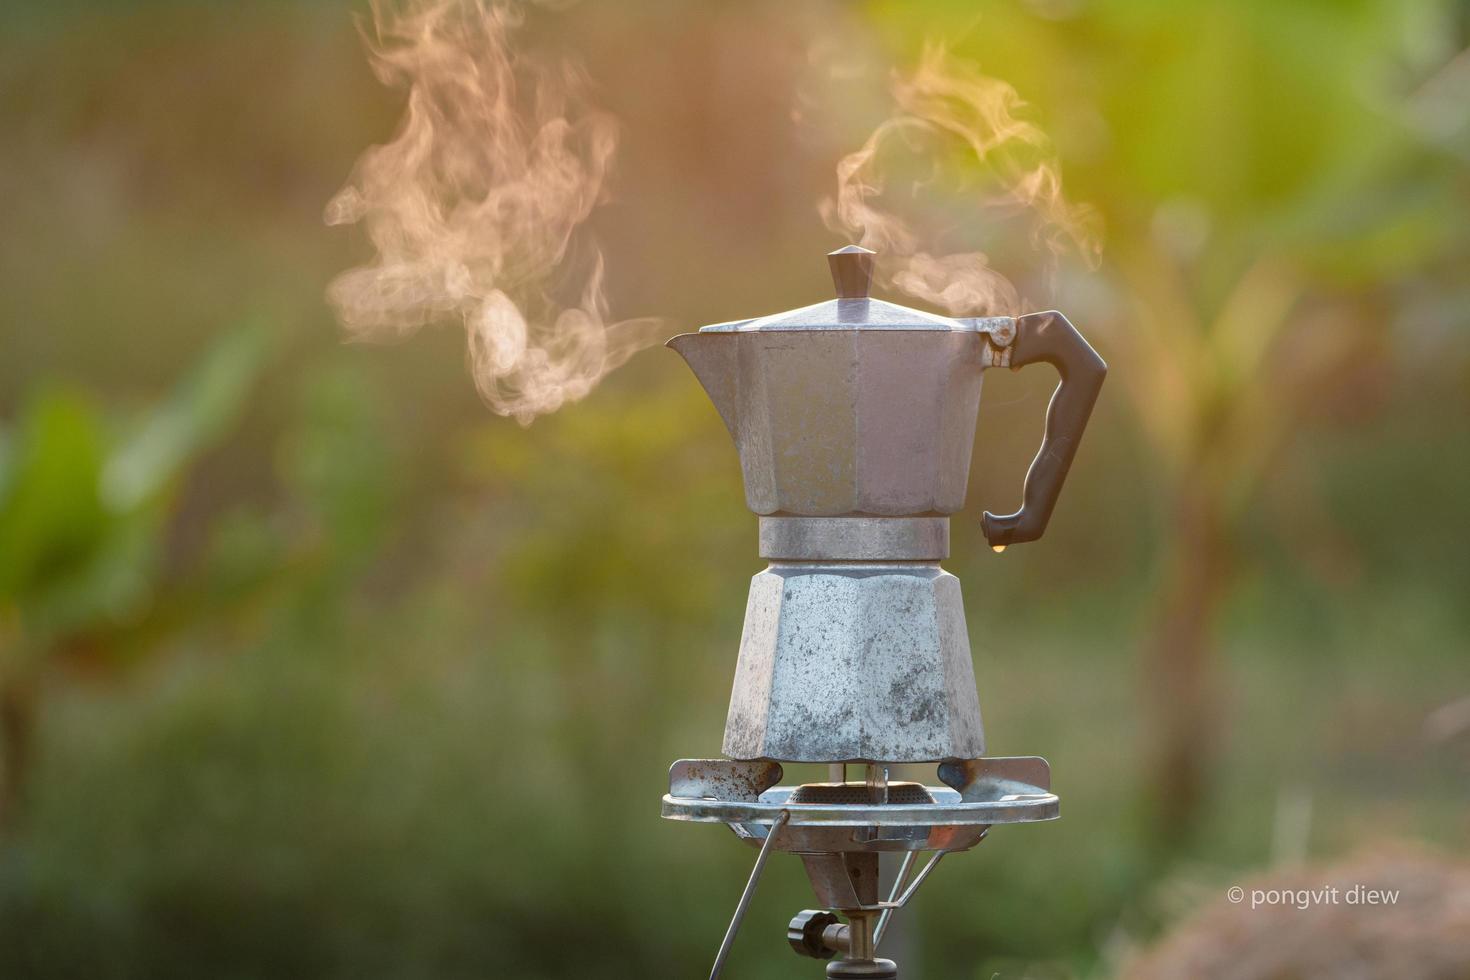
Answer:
xmin=787 ymin=781 xmax=936 ymax=806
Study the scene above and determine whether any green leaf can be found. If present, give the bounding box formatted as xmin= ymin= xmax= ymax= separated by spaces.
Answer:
xmin=0 ymin=390 xmax=109 ymax=600
xmin=101 ymin=323 xmax=270 ymax=512
xmin=19 ymin=497 xmax=166 ymax=644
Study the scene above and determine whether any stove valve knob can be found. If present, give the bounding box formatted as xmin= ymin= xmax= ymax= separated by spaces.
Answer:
xmin=787 ymin=909 xmax=841 ymax=960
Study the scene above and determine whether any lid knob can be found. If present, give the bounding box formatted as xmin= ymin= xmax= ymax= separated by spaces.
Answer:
xmin=828 ymin=245 xmax=875 ymax=299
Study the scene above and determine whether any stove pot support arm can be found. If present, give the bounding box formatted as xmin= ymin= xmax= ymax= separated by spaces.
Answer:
xmin=981 ymin=311 xmax=1107 ymax=548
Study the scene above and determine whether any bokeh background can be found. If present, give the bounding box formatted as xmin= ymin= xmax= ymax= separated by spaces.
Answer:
xmin=1 ymin=0 xmax=1468 ymax=977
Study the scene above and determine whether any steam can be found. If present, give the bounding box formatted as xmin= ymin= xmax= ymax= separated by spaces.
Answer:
xmin=325 ymin=0 xmax=657 ymax=423
xmin=822 ymin=43 xmax=1100 ymax=316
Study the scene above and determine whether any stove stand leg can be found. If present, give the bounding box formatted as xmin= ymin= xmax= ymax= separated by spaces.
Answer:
xmin=708 ymin=809 xmax=790 ymax=980
xmin=872 ymin=850 xmax=917 ymax=949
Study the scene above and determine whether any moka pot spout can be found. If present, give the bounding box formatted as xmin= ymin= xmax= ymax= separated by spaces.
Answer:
xmin=666 ymin=331 xmax=740 ymax=439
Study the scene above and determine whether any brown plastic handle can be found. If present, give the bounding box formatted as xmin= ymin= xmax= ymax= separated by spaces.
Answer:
xmin=982 ymin=310 xmax=1107 ymax=548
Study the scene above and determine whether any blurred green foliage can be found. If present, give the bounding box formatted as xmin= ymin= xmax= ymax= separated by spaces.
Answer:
xmin=0 ymin=326 xmax=266 ymax=835
xmin=0 ymin=1 xmax=1466 ymax=978
xmin=0 ymin=327 xmax=265 ymax=643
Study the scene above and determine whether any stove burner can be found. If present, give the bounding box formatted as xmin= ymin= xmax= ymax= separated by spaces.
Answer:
xmin=788 ymin=782 xmax=935 ymax=806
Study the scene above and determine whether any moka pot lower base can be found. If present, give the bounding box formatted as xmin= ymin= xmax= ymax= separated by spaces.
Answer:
xmin=724 ymin=515 xmax=987 ymax=763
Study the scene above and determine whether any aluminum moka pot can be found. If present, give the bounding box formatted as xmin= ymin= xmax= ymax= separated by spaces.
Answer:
xmin=669 ymin=246 xmax=1105 ymax=763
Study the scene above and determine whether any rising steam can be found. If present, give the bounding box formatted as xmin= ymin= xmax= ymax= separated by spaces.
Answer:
xmin=822 ymin=44 xmax=1100 ymax=316
xmin=325 ymin=0 xmax=657 ymax=423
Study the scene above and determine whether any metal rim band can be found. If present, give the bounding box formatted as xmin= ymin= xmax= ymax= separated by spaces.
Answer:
xmin=660 ymin=786 xmax=1058 ymax=827
xmin=759 ymin=517 xmax=950 ymax=561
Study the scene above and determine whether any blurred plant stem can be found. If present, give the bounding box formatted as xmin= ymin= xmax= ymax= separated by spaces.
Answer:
xmin=0 ymin=606 xmax=32 ymax=829
xmin=1117 ymin=247 xmax=1377 ymax=850
xmin=1142 ymin=473 xmax=1230 ymax=847
xmin=0 ymin=670 xmax=36 ymax=832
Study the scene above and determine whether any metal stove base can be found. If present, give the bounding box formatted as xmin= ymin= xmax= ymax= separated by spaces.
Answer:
xmin=661 ymin=756 xmax=1057 ymax=979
